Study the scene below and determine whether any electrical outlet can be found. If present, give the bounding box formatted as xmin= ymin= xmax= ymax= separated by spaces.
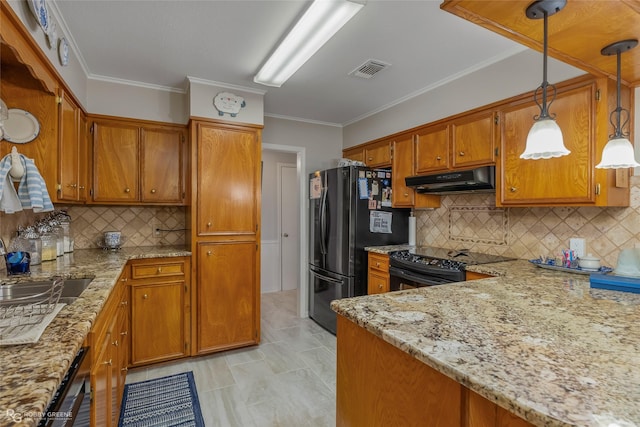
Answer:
xmin=570 ymin=238 xmax=586 ymax=258
xmin=151 ymin=222 xmax=161 ymax=237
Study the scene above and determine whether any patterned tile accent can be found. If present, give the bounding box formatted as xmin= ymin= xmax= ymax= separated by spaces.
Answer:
xmin=0 ymin=206 xmax=187 ymax=250
xmin=416 ymin=176 xmax=640 ymax=267
xmin=448 ymin=206 xmax=508 ymax=246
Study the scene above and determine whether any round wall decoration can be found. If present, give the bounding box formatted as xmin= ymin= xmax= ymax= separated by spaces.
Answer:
xmin=213 ymin=92 xmax=246 ymax=117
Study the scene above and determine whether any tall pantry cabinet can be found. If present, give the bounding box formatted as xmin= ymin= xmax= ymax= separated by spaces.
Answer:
xmin=189 ymin=119 xmax=262 ymax=355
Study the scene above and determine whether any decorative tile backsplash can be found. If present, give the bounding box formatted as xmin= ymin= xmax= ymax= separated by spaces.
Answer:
xmin=416 ymin=176 xmax=640 ymax=267
xmin=0 ymin=206 xmax=186 ymax=250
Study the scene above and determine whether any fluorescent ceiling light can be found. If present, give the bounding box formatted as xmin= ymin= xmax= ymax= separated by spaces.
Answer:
xmin=254 ymin=0 xmax=364 ymax=87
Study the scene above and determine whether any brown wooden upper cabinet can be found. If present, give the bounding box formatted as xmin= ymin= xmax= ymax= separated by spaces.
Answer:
xmin=392 ymin=134 xmax=440 ymax=209
xmin=91 ymin=117 xmax=187 ymax=205
xmin=58 ymin=89 xmax=88 ymax=203
xmin=195 ymin=122 xmax=260 ymax=236
xmin=416 ymin=110 xmax=495 ymax=174
xmin=498 ymin=76 xmax=630 ymax=207
xmin=343 ymin=146 xmax=365 ymax=163
xmin=364 ymin=139 xmax=392 ymax=168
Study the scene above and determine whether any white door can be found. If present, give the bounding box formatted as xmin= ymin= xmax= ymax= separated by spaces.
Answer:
xmin=280 ymin=164 xmax=299 ymax=291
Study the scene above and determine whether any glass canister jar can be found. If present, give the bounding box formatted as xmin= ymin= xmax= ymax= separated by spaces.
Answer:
xmin=23 ymin=227 xmax=42 ymax=265
xmin=39 ymin=226 xmax=57 ymax=262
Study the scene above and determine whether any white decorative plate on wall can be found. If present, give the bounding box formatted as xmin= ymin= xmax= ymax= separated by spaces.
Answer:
xmin=28 ymin=0 xmax=49 ymax=33
xmin=58 ymin=37 xmax=69 ymax=66
xmin=3 ymin=109 xmax=40 ymax=144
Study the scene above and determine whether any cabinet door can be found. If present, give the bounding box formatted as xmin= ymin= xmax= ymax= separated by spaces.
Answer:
xmin=141 ymin=127 xmax=185 ymax=203
xmin=452 ymin=111 xmax=495 ymax=168
xmin=415 ymin=125 xmax=450 ymax=173
xmin=91 ymin=331 xmax=112 ymax=427
xmin=392 ymin=135 xmax=415 ymax=207
xmin=364 ymin=140 xmax=392 ymax=167
xmin=343 ymin=147 xmax=365 ymax=163
xmin=196 ymin=242 xmax=258 ymax=353
xmin=499 ymin=83 xmax=594 ymax=205
xmin=197 ymin=124 xmax=260 ymax=235
xmin=131 ymin=281 xmax=187 ymax=365
xmin=92 ymin=121 xmax=140 ymax=202
xmin=58 ymin=90 xmax=81 ymax=202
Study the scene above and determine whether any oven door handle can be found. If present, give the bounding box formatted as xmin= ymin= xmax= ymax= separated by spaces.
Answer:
xmin=389 ymin=266 xmax=453 ymax=286
xmin=310 ymin=270 xmax=344 ymax=285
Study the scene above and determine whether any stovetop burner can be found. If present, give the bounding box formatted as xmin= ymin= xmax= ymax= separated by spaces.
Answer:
xmin=390 ymin=247 xmax=514 ymax=270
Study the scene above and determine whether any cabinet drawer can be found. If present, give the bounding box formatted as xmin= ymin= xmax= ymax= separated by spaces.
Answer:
xmin=368 ymin=253 xmax=390 ymax=273
xmin=131 ymin=261 xmax=185 ymax=280
xmin=368 ymin=271 xmax=390 ymax=294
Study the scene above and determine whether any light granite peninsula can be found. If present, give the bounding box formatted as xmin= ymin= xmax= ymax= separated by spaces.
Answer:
xmin=332 ymin=258 xmax=640 ymax=427
xmin=0 ymin=246 xmax=190 ymax=427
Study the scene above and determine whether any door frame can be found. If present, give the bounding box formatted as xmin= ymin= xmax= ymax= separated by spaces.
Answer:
xmin=262 ymin=143 xmax=308 ymax=318
xmin=277 ymin=162 xmax=298 ymax=292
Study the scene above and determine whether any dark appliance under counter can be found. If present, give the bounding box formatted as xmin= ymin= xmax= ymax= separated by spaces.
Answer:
xmin=389 ymin=247 xmax=514 ymax=291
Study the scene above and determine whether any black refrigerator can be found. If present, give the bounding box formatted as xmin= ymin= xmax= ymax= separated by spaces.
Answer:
xmin=308 ymin=166 xmax=409 ymax=334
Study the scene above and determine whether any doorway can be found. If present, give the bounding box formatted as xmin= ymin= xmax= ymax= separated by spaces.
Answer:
xmin=261 ymin=143 xmax=308 ymax=318
xmin=278 ymin=163 xmax=299 ymax=291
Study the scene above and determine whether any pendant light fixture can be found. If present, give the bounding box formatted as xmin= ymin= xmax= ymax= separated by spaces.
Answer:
xmin=520 ymin=0 xmax=570 ymax=160
xmin=595 ymin=39 xmax=639 ymax=169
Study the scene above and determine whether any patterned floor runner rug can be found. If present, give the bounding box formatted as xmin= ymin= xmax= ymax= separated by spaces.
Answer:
xmin=119 ymin=371 xmax=204 ymax=427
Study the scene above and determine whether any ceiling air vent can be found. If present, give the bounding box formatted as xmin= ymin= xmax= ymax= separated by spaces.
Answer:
xmin=349 ymin=59 xmax=390 ymax=79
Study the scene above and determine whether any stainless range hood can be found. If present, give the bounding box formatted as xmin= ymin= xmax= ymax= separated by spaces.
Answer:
xmin=405 ymin=166 xmax=495 ymax=194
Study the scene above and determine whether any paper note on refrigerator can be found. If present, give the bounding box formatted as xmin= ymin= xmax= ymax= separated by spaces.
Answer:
xmin=310 ymin=176 xmax=321 ymax=199
xmin=369 ymin=211 xmax=392 ymax=233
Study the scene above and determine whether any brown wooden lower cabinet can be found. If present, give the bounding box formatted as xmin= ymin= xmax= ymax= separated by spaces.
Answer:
xmin=336 ymin=315 xmax=534 ymax=427
xmin=90 ymin=270 xmax=129 ymax=427
xmin=129 ymin=257 xmax=191 ymax=366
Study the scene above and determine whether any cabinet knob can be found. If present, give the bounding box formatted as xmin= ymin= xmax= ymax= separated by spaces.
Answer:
xmin=113 ymin=339 xmax=118 ymax=347
xmin=207 ymin=222 xmax=212 ymax=227
xmin=207 ymin=250 xmax=213 ymax=256
xmin=143 ymin=294 xmax=148 ymax=299
xmin=368 ymin=157 xmax=373 ymax=161
xmin=121 ymin=277 xmax=128 ymax=282
xmin=510 ymin=187 xmax=517 ymax=192
xmin=459 ymin=151 xmax=465 ymax=156
xmin=404 ymin=192 xmax=409 ymax=197
xmin=67 ymin=183 xmax=77 ymax=188
xmin=378 ymin=284 xmax=383 ymax=290
xmin=120 ymin=300 xmax=128 ymax=306
xmin=375 ymin=262 xmax=380 ymax=267
xmin=124 ymin=188 xmax=131 ymax=193
xmin=103 ymin=359 xmax=112 ymax=366
xmin=150 ymin=189 xmax=157 ymax=194
xmin=121 ymin=367 xmax=128 ymax=372
xmin=79 ymin=185 xmax=85 ymax=190
xmin=436 ymin=156 xmax=441 ymax=161
xmin=157 ymin=267 xmax=162 ymax=273
xmin=121 ymin=331 xmax=128 ymax=336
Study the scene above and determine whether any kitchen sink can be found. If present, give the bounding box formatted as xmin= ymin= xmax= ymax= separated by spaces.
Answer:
xmin=0 ymin=278 xmax=93 ymax=303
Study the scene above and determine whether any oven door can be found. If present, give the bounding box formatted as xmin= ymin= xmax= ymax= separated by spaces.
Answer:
xmin=389 ymin=266 xmax=464 ymax=291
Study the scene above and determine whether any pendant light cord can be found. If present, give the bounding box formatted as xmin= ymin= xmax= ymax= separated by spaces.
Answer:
xmin=610 ymin=49 xmax=629 ymax=139
xmin=533 ymin=9 xmax=557 ymax=121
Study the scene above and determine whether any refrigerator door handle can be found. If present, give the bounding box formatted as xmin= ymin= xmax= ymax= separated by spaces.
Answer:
xmin=319 ymin=184 xmax=328 ymax=255
xmin=310 ymin=270 xmax=343 ymax=285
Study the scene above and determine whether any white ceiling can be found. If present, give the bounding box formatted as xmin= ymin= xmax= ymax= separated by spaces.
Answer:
xmin=55 ymin=0 xmax=528 ymax=126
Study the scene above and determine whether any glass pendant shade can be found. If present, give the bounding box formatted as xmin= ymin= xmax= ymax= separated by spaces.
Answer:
xmin=520 ymin=117 xmax=569 ymax=159
xmin=595 ymin=137 xmax=640 ymax=169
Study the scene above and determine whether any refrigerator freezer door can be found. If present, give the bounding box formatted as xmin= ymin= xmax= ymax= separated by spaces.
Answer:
xmin=309 ymin=266 xmax=354 ymax=334
xmin=309 ymin=168 xmax=354 ymax=277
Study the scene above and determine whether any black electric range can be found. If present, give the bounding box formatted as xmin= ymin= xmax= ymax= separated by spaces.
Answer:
xmin=388 ymin=247 xmax=514 ymax=290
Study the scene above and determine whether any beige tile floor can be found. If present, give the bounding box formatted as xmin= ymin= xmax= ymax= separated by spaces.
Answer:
xmin=125 ymin=289 xmax=337 ymax=426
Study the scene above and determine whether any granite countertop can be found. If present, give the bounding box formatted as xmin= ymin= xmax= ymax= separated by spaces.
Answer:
xmin=0 ymin=246 xmax=191 ymax=427
xmin=332 ymin=258 xmax=640 ymax=427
